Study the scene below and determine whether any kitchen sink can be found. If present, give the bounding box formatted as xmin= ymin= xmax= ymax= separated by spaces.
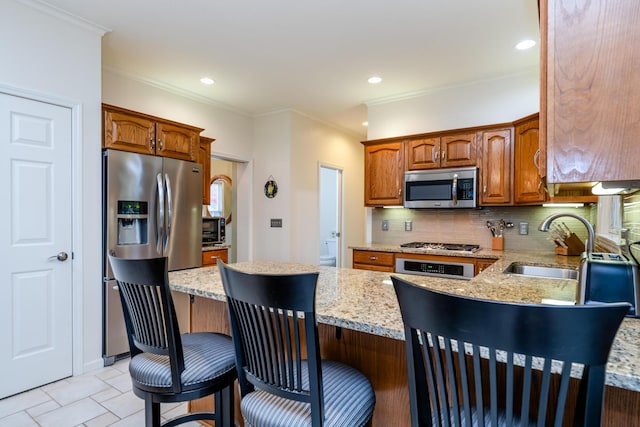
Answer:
xmin=503 ymin=262 xmax=578 ymax=280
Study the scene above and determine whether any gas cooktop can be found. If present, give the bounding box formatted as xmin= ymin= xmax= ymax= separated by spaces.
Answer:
xmin=400 ymin=242 xmax=481 ymax=253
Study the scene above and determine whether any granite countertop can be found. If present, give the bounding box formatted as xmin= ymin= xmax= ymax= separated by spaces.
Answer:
xmin=202 ymin=244 xmax=231 ymax=252
xmin=169 ymin=250 xmax=640 ymax=392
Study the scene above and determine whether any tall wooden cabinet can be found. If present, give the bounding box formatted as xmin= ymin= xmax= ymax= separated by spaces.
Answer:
xmin=363 ymin=141 xmax=404 ymax=206
xmin=103 ymin=104 xmax=202 ymax=162
xmin=543 ymin=0 xmax=640 ymax=183
xmin=198 ymin=136 xmax=214 ymax=205
xmin=514 ymin=114 xmax=546 ymax=205
xmin=479 ymin=128 xmax=512 ymax=205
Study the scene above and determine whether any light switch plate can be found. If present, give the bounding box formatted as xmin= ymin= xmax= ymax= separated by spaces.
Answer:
xmin=270 ymin=218 xmax=283 ymax=228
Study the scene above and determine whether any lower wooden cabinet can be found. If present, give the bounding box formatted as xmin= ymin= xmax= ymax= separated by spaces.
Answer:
xmin=352 ymin=250 xmax=395 ymax=272
xmin=475 ymin=258 xmax=497 ymax=274
xmin=201 ymin=248 xmax=228 ymax=266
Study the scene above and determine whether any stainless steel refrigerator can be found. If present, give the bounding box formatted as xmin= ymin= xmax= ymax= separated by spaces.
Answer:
xmin=102 ymin=149 xmax=202 ymax=365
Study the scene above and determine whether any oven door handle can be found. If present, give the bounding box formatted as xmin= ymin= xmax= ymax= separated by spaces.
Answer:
xmin=452 ymin=173 xmax=458 ymax=206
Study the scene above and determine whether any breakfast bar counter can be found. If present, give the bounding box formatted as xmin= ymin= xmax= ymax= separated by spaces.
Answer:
xmin=169 ymin=253 xmax=640 ymax=425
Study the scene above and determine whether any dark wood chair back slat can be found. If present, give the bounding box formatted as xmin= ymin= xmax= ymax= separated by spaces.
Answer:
xmin=392 ymin=275 xmax=629 ymax=427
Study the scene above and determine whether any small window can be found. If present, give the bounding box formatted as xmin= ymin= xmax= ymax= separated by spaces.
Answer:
xmin=208 ymin=181 xmax=224 ymax=217
xmin=596 ymin=195 xmax=622 ymax=244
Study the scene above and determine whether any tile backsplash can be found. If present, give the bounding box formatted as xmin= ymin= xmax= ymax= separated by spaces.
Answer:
xmin=371 ymin=205 xmax=596 ymax=253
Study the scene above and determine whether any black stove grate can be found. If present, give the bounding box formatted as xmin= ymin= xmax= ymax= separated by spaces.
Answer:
xmin=400 ymin=242 xmax=481 ymax=252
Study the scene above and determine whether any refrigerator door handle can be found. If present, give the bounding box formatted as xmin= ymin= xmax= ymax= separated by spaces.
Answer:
xmin=165 ymin=173 xmax=173 ymax=253
xmin=156 ymin=173 xmax=165 ymax=253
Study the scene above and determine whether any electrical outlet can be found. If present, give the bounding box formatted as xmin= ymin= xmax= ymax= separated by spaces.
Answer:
xmin=270 ymin=218 xmax=283 ymax=228
xmin=518 ymin=222 xmax=528 ymax=235
xmin=382 ymin=220 xmax=389 ymax=231
xmin=405 ymin=220 xmax=412 ymax=232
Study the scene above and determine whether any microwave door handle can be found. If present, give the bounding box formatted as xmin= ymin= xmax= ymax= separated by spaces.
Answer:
xmin=452 ymin=173 xmax=458 ymax=206
xmin=156 ymin=173 xmax=165 ymax=254
xmin=164 ymin=173 xmax=172 ymax=253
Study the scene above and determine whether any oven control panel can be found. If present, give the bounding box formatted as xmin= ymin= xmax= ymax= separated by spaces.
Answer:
xmin=395 ymin=258 xmax=474 ymax=280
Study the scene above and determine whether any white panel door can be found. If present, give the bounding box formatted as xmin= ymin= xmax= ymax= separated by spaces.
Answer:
xmin=0 ymin=93 xmax=73 ymax=398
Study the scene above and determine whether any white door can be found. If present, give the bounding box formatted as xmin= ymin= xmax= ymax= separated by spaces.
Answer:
xmin=0 ymin=93 xmax=73 ymax=398
xmin=319 ymin=165 xmax=343 ymax=267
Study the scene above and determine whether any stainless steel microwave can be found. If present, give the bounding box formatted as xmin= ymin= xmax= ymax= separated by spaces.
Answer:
xmin=202 ymin=216 xmax=226 ymax=245
xmin=404 ymin=167 xmax=478 ymax=208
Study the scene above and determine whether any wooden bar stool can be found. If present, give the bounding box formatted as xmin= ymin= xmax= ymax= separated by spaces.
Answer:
xmin=109 ymin=256 xmax=237 ymax=427
xmin=391 ymin=275 xmax=629 ymax=427
xmin=218 ymin=260 xmax=376 ymax=427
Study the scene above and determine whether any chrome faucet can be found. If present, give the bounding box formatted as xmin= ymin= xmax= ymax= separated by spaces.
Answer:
xmin=538 ymin=212 xmax=595 ymax=253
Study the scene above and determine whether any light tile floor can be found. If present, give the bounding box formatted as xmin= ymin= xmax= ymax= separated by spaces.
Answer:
xmin=0 ymin=358 xmax=203 ymax=427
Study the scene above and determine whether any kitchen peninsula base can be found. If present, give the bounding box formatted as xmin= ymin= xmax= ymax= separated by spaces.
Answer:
xmin=187 ymin=296 xmax=640 ymax=426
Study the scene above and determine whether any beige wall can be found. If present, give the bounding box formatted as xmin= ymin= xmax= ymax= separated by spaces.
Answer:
xmin=251 ymin=112 xmax=292 ymax=261
xmin=290 ymin=113 xmax=364 ymax=267
xmin=250 ymin=111 xmax=364 ymax=267
xmin=366 ymin=69 xmax=539 ymax=140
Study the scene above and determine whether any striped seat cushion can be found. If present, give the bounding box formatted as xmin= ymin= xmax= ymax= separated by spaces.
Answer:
xmin=241 ymin=360 xmax=375 ymax=427
xmin=129 ymin=332 xmax=235 ymax=390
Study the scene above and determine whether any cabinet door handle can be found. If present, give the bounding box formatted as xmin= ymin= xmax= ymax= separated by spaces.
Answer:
xmin=158 ymin=139 xmax=163 ymax=150
xmin=533 ymin=149 xmax=540 ymax=172
xmin=150 ymin=137 xmax=156 ymax=149
xmin=435 ymin=150 xmax=440 ymax=161
xmin=442 ymin=151 xmax=446 ymax=161
xmin=483 ymin=185 xmax=487 ymax=195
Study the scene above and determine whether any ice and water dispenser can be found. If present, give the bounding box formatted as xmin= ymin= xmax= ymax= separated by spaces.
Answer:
xmin=117 ymin=200 xmax=148 ymax=245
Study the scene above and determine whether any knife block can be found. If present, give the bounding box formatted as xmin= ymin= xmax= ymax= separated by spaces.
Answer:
xmin=555 ymin=233 xmax=584 ymax=256
xmin=492 ymin=236 xmax=504 ymax=251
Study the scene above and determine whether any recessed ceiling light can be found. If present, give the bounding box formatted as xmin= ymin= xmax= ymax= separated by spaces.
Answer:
xmin=200 ymin=77 xmax=215 ymax=85
xmin=362 ymin=121 xmax=369 ymax=127
xmin=367 ymin=76 xmax=382 ymax=84
xmin=515 ymin=39 xmax=536 ymax=50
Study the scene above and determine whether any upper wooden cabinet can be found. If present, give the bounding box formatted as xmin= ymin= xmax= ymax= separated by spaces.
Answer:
xmin=514 ymin=114 xmax=547 ymax=205
xmin=103 ymin=104 xmax=202 ymax=162
xmin=542 ymin=0 xmax=640 ymax=183
xmin=198 ymin=136 xmax=214 ymax=205
xmin=479 ymin=128 xmax=513 ymax=206
xmin=405 ymin=137 xmax=439 ymax=170
xmin=364 ymin=142 xmax=404 ymax=206
xmin=405 ymin=133 xmax=477 ymax=170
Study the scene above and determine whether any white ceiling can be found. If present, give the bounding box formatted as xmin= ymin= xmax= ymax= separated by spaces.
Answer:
xmin=38 ymin=0 xmax=540 ymax=136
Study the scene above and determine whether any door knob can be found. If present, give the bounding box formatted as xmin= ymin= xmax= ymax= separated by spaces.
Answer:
xmin=48 ymin=252 xmax=69 ymax=262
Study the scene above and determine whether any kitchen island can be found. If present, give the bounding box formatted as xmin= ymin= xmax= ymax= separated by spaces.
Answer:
xmin=169 ymin=251 xmax=640 ymax=426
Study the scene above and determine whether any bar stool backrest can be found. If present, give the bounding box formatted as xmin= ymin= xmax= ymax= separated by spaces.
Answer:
xmin=391 ymin=275 xmax=629 ymax=427
xmin=217 ymin=261 xmax=325 ymax=425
